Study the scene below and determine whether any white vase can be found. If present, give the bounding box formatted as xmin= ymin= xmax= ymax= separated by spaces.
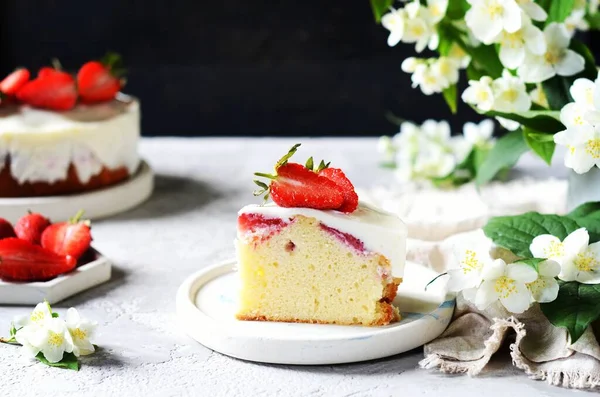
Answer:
xmin=567 ymin=167 xmax=600 ymax=211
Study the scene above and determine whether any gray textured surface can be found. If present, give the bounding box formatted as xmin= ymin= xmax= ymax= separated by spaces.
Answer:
xmin=0 ymin=138 xmax=577 ymax=396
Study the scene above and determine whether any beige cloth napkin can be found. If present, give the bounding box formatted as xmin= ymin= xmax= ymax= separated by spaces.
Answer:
xmin=407 ymin=230 xmax=600 ymax=389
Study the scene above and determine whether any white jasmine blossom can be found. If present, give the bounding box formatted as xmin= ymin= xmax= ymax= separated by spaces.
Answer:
xmin=381 ymin=8 xmax=407 ymax=47
xmin=450 ymin=135 xmax=474 ymax=163
xmin=401 ymin=57 xmax=421 ymax=73
xmin=496 ymin=116 xmax=522 ymax=130
xmin=497 ymin=16 xmax=546 ymax=70
xmin=518 ymin=23 xmax=585 ymax=83
xmin=447 ymin=241 xmax=495 ymax=300
xmin=430 ymin=57 xmax=460 ymax=87
xmin=475 ymin=259 xmax=537 ymax=313
xmin=421 ymin=119 xmax=451 ymax=144
xmin=570 ymin=77 xmax=596 ymax=109
xmin=404 ymin=1 xmax=437 ymax=52
xmin=462 ymin=76 xmax=495 ymax=111
xmin=14 ymin=302 xmax=52 ymax=329
xmin=554 ymin=124 xmax=600 ymax=173
xmin=448 ymin=43 xmax=471 ymax=69
xmin=463 ymin=119 xmax=495 ymax=147
xmin=465 ymin=0 xmax=522 ymax=44
xmin=515 ymin=0 xmax=548 ymax=21
xmin=565 ymin=9 xmax=590 ymax=36
xmin=492 ymin=70 xmax=532 ymax=112
xmin=411 ymin=63 xmax=446 ymax=95
xmin=377 ymin=136 xmax=396 ymax=164
xmin=426 ymin=0 xmax=449 ymax=24
xmin=526 ymin=260 xmax=561 ymax=303
xmin=19 ymin=318 xmax=74 ymax=363
xmin=65 ymin=308 xmax=96 ymax=357
xmin=530 ymin=228 xmax=600 ymax=283
xmin=413 ymin=145 xmax=456 ymax=179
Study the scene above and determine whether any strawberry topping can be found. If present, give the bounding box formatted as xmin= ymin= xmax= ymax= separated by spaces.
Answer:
xmin=0 ymin=238 xmax=77 ymax=282
xmin=0 ymin=68 xmax=30 ymax=96
xmin=319 ymin=168 xmax=359 ymax=213
xmin=77 ymin=53 xmax=125 ymax=103
xmin=17 ymin=71 xmax=77 ymax=111
xmin=253 ymin=144 xmax=359 ymax=213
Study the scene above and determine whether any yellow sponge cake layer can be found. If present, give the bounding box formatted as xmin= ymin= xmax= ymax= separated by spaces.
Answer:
xmin=235 ymin=204 xmax=406 ymax=326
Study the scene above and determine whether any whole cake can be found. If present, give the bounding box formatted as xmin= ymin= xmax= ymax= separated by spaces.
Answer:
xmin=0 ymin=55 xmax=140 ymax=197
xmin=236 ymin=144 xmax=406 ymax=326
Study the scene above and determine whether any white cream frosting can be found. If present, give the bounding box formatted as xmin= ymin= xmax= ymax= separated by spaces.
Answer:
xmin=238 ymin=202 xmax=407 ymax=277
xmin=0 ymin=96 xmax=140 ymax=184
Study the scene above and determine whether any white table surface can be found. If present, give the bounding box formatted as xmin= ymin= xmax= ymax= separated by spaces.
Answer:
xmin=0 ymin=138 xmax=576 ymax=396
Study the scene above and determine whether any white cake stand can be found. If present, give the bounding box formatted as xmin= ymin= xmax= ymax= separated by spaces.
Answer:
xmin=176 ymin=260 xmax=454 ymax=365
xmin=0 ymin=161 xmax=154 ymax=223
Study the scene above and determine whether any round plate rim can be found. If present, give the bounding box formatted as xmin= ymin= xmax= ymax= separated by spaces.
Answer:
xmin=176 ymin=259 xmax=455 ymax=364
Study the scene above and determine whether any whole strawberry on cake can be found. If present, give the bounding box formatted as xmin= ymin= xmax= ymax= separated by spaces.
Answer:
xmin=0 ymin=53 xmax=140 ymax=197
xmin=236 ymin=144 xmax=407 ymax=326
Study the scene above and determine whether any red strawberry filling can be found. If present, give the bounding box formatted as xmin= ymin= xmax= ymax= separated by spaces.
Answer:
xmin=238 ymin=213 xmax=292 ymax=243
xmin=319 ymin=223 xmax=366 ymax=253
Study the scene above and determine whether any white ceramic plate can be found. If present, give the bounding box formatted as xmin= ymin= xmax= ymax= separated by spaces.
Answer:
xmin=176 ymin=260 xmax=455 ymax=365
xmin=0 ymin=249 xmax=112 ymax=305
xmin=0 ymin=161 xmax=154 ymax=223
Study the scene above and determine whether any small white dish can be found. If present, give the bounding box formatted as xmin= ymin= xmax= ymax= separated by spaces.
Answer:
xmin=176 ymin=259 xmax=454 ymax=365
xmin=0 ymin=250 xmax=112 ymax=305
xmin=0 ymin=160 xmax=154 ymax=223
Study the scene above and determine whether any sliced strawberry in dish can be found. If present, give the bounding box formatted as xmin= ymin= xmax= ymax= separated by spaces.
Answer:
xmin=14 ymin=212 xmax=51 ymax=245
xmin=41 ymin=210 xmax=92 ymax=260
xmin=0 ymin=68 xmax=30 ymax=96
xmin=0 ymin=238 xmax=77 ymax=282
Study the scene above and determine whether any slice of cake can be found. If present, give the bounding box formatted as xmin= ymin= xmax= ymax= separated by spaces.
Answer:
xmin=236 ymin=144 xmax=406 ymax=326
xmin=0 ymin=55 xmax=140 ymax=197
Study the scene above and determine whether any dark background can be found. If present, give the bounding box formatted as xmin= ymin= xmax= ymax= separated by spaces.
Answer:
xmin=0 ymin=1 xmax=596 ymax=137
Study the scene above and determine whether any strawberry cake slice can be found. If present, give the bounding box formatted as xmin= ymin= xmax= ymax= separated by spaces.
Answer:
xmin=0 ymin=54 xmax=140 ymax=197
xmin=236 ymin=145 xmax=407 ymax=326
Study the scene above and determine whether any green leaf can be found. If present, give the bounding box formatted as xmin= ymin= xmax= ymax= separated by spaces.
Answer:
xmin=570 ymin=39 xmax=598 ymax=81
xmin=275 ymin=143 xmax=301 ymax=168
xmin=545 ymin=0 xmax=576 ymax=23
xmin=568 ymin=202 xmax=600 ymax=218
xmin=540 ymin=281 xmax=600 ymax=344
xmin=542 ymin=75 xmax=573 ymax=110
xmin=476 ymin=108 xmax=564 ymax=133
xmin=483 ymin=212 xmax=583 ymax=257
xmin=36 ymin=352 xmax=80 ymax=371
xmin=476 ymin=129 xmax=529 ymax=186
xmin=566 ymin=202 xmax=600 ymax=243
xmin=305 ymin=156 xmax=314 ymax=170
xmin=442 ymin=84 xmax=457 ymax=114
xmin=524 ymin=127 xmax=556 ymax=165
xmin=445 ymin=0 xmax=468 ymax=19
xmin=515 ymin=258 xmax=546 ymax=272
xmin=587 ymin=12 xmax=600 ymax=30
xmin=370 ymin=0 xmax=393 ymax=23
xmin=526 ymin=132 xmax=555 ymax=142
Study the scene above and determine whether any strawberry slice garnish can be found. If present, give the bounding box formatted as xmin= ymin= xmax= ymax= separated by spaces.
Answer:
xmin=14 ymin=212 xmax=51 ymax=245
xmin=16 ymin=71 xmax=77 ymax=111
xmin=0 ymin=68 xmax=30 ymax=96
xmin=253 ymin=144 xmax=353 ymax=211
xmin=38 ymin=66 xmax=62 ymax=79
xmin=0 ymin=218 xmax=16 ymax=240
xmin=319 ymin=168 xmax=359 ymax=213
xmin=41 ymin=210 xmax=92 ymax=260
xmin=0 ymin=238 xmax=77 ymax=282
xmin=77 ymin=53 xmax=126 ymax=103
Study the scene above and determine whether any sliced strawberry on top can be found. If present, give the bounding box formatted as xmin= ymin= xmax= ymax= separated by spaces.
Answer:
xmin=41 ymin=210 xmax=92 ymax=260
xmin=0 ymin=68 xmax=30 ymax=96
xmin=38 ymin=66 xmax=61 ymax=79
xmin=270 ymin=163 xmax=344 ymax=209
xmin=319 ymin=168 xmax=359 ymax=213
xmin=16 ymin=71 xmax=77 ymax=111
xmin=0 ymin=218 xmax=16 ymax=240
xmin=0 ymin=238 xmax=77 ymax=282
xmin=14 ymin=212 xmax=51 ymax=245
xmin=77 ymin=53 xmax=125 ymax=103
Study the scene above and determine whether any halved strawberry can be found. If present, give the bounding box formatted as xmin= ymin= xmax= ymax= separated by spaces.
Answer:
xmin=253 ymin=144 xmax=345 ymax=210
xmin=0 ymin=238 xmax=77 ymax=282
xmin=41 ymin=210 xmax=92 ymax=260
xmin=16 ymin=71 xmax=77 ymax=111
xmin=14 ymin=213 xmax=51 ymax=245
xmin=0 ymin=68 xmax=30 ymax=96
xmin=0 ymin=219 xmax=16 ymax=240
xmin=319 ymin=168 xmax=359 ymax=213
xmin=77 ymin=53 xmax=125 ymax=103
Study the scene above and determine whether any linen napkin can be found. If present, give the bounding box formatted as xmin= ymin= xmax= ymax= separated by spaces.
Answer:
xmin=407 ymin=230 xmax=600 ymax=389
